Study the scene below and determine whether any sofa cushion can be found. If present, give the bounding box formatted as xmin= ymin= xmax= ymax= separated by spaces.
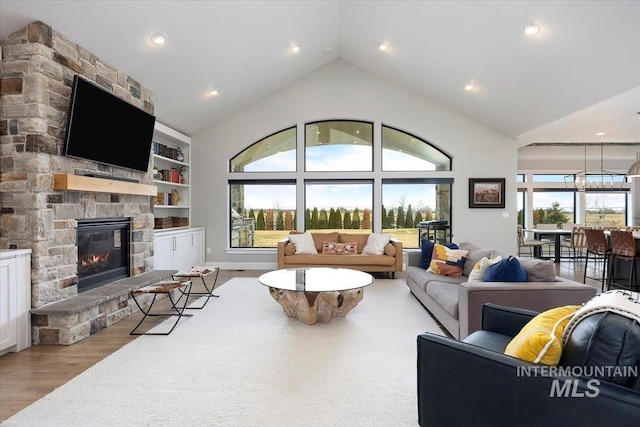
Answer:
xmin=288 ymin=232 xmax=318 ymax=254
xmin=468 ymin=255 xmax=503 ymax=282
xmin=504 ymin=305 xmax=581 ymax=365
xmin=284 ymin=253 xmax=396 ymax=267
xmin=459 ymin=242 xmax=493 ymax=277
xmin=339 ymin=233 xmax=370 ymax=254
xmin=362 ymin=233 xmax=391 ymax=255
xmin=311 ymin=232 xmax=340 ymax=253
xmin=322 ymin=241 xmax=357 ymax=255
xmin=420 ymin=239 xmax=459 ymax=269
xmin=426 ymin=282 xmax=459 ymax=318
xmin=517 ymin=258 xmax=556 ymax=282
xmin=484 ymin=256 xmax=527 ymax=282
xmin=428 ymin=243 xmax=469 ymax=278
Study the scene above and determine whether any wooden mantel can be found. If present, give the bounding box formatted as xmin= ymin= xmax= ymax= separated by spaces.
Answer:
xmin=53 ymin=174 xmax=157 ymax=196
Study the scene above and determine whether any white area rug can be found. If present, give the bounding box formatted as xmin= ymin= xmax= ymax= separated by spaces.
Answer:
xmin=2 ymin=278 xmax=444 ymax=427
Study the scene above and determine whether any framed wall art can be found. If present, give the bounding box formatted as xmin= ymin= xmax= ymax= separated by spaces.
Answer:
xmin=469 ymin=178 xmax=505 ymax=208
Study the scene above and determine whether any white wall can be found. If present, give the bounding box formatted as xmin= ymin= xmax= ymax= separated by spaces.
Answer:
xmin=191 ymin=59 xmax=517 ymax=269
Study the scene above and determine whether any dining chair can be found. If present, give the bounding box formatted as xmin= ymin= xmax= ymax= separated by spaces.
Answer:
xmin=560 ymin=226 xmax=587 ymax=260
xmin=607 ymin=230 xmax=640 ymax=292
xmin=517 ymin=225 xmax=547 ymax=257
xmin=534 ymin=223 xmax=558 ymax=257
xmin=561 ymin=223 xmax=579 ymax=230
xmin=583 ymin=228 xmax=611 ymax=292
xmin=560 ymin=223 xmax=579 ymax=243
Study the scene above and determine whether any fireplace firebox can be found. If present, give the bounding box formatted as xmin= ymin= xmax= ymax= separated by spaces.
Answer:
xmin=76 ymin=218 xmax=131 ymax=292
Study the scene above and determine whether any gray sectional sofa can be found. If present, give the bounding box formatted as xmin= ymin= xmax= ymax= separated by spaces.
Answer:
xmin=406 ymin=241 xmax=597 ymax=339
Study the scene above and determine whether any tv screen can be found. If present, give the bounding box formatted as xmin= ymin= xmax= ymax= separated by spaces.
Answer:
xmin=63 ymin=75 xmax=156 ymax=173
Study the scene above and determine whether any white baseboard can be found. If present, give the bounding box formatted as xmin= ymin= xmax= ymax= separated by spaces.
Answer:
xmin=203 ymin=261 xmax=277 ymax=270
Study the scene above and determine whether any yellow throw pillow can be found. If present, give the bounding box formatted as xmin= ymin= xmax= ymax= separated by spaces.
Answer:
xmin=504 ymin=305 xmax=581 ymax=366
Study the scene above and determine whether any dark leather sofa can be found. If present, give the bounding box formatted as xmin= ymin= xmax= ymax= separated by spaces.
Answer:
xmin=417 ymin=303 xmax=640 ymax=427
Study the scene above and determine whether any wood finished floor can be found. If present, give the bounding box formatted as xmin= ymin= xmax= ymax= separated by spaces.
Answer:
xmin=0 ymin=264 xmax=601 ymax=422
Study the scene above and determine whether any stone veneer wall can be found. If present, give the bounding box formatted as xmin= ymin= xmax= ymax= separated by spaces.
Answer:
xmin=0 ymin=22 xmax=156 ymax=344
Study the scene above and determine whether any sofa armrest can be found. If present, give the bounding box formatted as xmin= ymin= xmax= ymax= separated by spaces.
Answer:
xmin=390 ymin=239 xmax=403 ymax=271
xmin=277 ymin=237 xmax=290 ymax=269
xmin=406 ymin=249 xmax=421 ymax=268
xmin=481 ymin=303 xmax=538 ymax=337
xmin=417 ymin=333 xmax=640 ymax=427
xmin=458 ymin=280 xmax=597 ymax=339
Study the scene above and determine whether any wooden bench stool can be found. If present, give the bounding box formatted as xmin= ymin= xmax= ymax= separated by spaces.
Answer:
xmin=172 ymin=266 xmax=219 ymax=309
xmin=129 ymin=281 xmax=193 ymax=335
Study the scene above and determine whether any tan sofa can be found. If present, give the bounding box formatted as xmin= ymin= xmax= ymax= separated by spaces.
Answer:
xmin=277 ymin=231 xmax=403 ymax=277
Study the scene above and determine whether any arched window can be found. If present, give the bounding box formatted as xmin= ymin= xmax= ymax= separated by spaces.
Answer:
xmin=228 ymin=121 xmax=452 ymax=249
xmin=229 ymin=127 xmax=296 ymax=172
xmin=382 ymin=126 xmax=451 ymax=171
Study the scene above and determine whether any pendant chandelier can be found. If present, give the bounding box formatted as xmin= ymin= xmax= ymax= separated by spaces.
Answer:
xmin=563 ymin=143 xmax=623 ymax=191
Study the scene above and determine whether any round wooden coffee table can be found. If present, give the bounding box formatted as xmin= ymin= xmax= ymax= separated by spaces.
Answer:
xmin=258 ymin=267 xmax=374 ymax=324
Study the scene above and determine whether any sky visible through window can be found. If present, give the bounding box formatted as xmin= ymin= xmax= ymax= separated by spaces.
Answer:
xmin=241 ymin=145 xmax=438 ymax=210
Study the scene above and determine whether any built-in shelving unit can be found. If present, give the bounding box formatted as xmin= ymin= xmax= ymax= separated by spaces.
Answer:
xmin=152 ymin=122 xmax=191 ymax=230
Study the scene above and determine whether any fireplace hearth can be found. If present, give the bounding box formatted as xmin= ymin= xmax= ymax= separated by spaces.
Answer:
xmin=77 ymin=218 xmax=131 ymax=292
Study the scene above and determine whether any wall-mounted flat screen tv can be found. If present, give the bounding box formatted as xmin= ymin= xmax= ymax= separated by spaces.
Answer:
xmin=63 ymin=75 xmax=156 ymax=173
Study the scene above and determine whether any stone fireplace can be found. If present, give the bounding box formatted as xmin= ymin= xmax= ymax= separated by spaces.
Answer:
xmin=1 ymin=21 xmax=162 ymax=344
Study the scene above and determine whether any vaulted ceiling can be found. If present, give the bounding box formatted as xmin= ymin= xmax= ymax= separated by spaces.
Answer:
xmin=1 ymin=1 xmax=639 ymax=144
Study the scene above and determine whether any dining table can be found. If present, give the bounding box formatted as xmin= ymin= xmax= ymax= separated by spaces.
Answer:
xmin=526 ymin=228 xmax=572 ymax=263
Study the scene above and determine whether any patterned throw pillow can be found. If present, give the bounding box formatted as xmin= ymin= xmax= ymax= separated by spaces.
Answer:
xmin=427 ymin=243 xmax=469 ymax=277
xmin=420 ymin=239 xmax=459 ymax=269
xmin=322 ymin=242 xmax=357 ymax=255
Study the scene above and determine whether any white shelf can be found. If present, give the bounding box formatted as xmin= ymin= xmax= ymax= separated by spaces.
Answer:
xmin=154 ymin=180 xmax=189 ymax=187
xmin=155 ymin=205 xmax=190 ymax=209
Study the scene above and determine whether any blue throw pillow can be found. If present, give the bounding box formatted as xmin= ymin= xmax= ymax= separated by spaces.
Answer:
xmin=483 ymin=256 xmax=528 ymax=282
xmin=420 ymin=239 xmax=458 ymax=269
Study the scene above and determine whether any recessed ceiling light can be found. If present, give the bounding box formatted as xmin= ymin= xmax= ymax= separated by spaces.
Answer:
xmin=290 ymin=44 xmax=300 ymax=54
xmin=522 ymin=23 xmax=541 ymax=36
xmin=207 ymin=89 xmax=219 ymax=97
xmin=379 ymin=43 xmax=390 ymax=52
xmin=150 ymin=33 xmax=168 ymax=45
xmin=464 ymin=83 xmax=476 ymax=91
xmin=595 ymin=132 xmax=606 ymax=136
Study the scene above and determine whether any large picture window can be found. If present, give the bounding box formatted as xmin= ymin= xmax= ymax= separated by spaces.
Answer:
xmin=230 ymin=181 xmax=296 ymax=248
xmin=229 ymin=120 xmax=452 ymax=248
xmin=305 ymin=181 xmax=373 ymax=233
xmin=382 ymin=180 xmax=452 ymax=247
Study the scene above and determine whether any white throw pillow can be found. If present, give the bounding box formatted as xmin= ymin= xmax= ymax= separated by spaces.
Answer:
xmin=362 ymin=233 xmax=391 ymax=255
xmin=287 ymin=233 xmax=318 ymax=254
xmin=467 ymin=255 xmax=503 ymax=282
